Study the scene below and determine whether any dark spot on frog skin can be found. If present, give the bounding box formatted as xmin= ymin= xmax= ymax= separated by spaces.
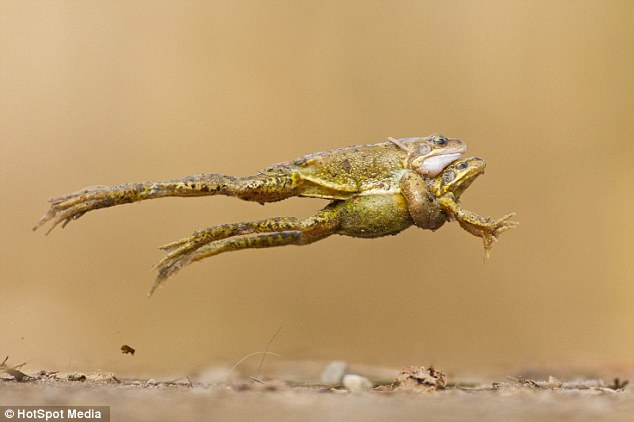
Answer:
xmin=200 ymin=185 xmax=210 ymax=192
xmin=341 ymin=159 xmax=352 ymax=173
xmin=293 ymin=157 xmax=307 ymax=166
xmin=442 ymin=171 xmax=456 ymax=184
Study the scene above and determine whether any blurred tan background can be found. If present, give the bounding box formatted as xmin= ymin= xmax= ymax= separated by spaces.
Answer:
xmin=1 ymin=0 xmax=632 ymax=378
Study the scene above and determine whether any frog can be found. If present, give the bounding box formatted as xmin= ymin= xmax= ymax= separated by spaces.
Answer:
xmin=32 ymin=134 xmax=465 ymax=234
xmin=150 ymin=157 xmax=517 ymax=294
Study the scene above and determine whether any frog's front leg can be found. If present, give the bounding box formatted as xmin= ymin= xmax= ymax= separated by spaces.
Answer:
xmin=151 ymin=208 xmax=341 ymax=294
xmin=398 ymin=170 xmax=446 ymax=231
xmin=437 ymin=195 xmax=518 ymax=259
xmin=33 ymin=166 xmax=302 ymax=234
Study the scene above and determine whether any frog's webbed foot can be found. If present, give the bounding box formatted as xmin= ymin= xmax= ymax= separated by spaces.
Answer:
xmin=33 ymin=185 xmax=126 ymax=234
xmin=457 ymin=212 xmax=519 ymax=259
xmin=436 ymin=195 xmax=518 ymax=258
xmin=150 ymin=211 xmax=341 ymax=295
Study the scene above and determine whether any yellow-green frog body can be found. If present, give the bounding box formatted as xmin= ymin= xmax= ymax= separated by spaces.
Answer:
xmin=33 ymin=136 xmax=517 ymax=295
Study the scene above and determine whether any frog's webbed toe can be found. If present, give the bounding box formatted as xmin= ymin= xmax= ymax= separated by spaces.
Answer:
xmin=456 ymin=212 xmax=518 ymax=260
xmin=152 ymin=226 xmax=245 ymax=284
xmin=478 ymin=213 xmax=519 ymax=259
xmin=151 ymin=251 xmax=198 ymax=295
xmin=32 ymin=186 xmax=117 ymax=234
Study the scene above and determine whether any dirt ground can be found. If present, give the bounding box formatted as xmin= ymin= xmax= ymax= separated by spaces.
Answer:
xmin=2 ymin=363 xmax=633 ymax=422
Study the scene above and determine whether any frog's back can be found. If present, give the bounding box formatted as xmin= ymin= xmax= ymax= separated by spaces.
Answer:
xmin=279 ymin=139 xmax=417 ymax=199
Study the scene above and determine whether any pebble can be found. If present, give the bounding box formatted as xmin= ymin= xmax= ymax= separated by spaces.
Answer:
xmin=320 ymin=361 xmax=348 ymax=385
xmin=343 ymin=374 xmax=373 ymax=392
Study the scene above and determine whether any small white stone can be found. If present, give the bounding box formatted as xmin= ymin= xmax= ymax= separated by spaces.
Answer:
xmin=321 ymin=361 xmax=348 ymax=385
xmin=343 ymin=374 xmax=372 ymax=392
xmin=146 ymin=378 xmax=157 ymax=385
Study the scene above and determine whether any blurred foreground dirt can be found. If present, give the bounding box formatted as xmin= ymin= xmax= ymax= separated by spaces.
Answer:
xmin=2 ymin=363 xmax=633 ymax=422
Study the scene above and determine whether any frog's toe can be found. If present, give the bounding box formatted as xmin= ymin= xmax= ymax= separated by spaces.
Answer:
xmin=33 ymin=204 xmax=84 ymax=234
xmin=153 ymin=245 xmax=190 ymax=272
xmin=32 ymin=209 xmax=56 ymax=232
xmin=482 ymin=213 xmax=518 ymax=260
xmin=33 ymin=188 xmax=112 ymax=234
xmin=150 ymin=247 xmax=202 ymax=295
xmin=494 ymin=213 xmax=519 ymax=236
xmin=158 ymin=235 xmax=194 ymax=252
xmin=158 ymin=240 xmax=183 ymax=253
xmin=150 ymin=258 xmax=191 ymax=296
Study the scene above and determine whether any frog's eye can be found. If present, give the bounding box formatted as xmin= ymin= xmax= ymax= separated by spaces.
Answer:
xmin=433 ymin=136 xmax=447 ymax=146
xmin=456 ymin=162 xmax=468 ymax=170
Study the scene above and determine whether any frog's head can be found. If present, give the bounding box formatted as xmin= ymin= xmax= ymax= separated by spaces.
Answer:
xmin=406 ymin=134 xmax=467 ymax=177
xmin=434 ymin=156 xmax=485 ymax=199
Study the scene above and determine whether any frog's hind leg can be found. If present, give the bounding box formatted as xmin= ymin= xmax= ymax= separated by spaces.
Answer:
xmin=150 ymin=208 xmax=340 ymax=295
xmin=33 ymin=166 xmax=302 ymax=234
xmin=155 ymin=217 xmax=311 ymax=274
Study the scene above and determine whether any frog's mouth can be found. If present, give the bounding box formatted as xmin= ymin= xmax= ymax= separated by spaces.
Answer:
xmin=421 ymin=152 xmax=465 ymax=177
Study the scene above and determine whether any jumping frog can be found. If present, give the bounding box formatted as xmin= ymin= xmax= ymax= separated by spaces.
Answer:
xmin=33 ymin=134 xmax=465 ymax=233
xmin=33 ymin=135 xmax=517 ymax=294
xmin=150 ymin=157 xmax=517 ymax=293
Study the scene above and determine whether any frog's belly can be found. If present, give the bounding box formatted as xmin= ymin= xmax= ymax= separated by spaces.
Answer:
xmin=334 ymin=194 xmax=413 ymax=238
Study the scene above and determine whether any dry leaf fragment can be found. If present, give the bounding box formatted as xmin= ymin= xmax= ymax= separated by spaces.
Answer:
xmin=389 ymin=366 xmax=447 ymax=392
xmin=121 ymin=345 xmax=136 ymax=355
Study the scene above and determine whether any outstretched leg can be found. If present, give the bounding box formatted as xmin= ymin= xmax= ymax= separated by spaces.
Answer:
xmin=437 ymin=195 xmax=518 ymax=259
xmin=151 ymin=208 xmax=341 ymax=294
xmin=33 ymin=166 xmax=301 ymax=234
